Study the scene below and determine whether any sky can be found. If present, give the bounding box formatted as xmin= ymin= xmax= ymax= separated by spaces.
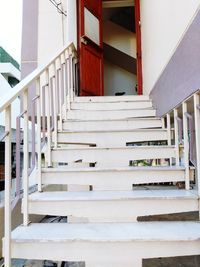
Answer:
xmin=0 ymin=0 xmax=23 ymax=63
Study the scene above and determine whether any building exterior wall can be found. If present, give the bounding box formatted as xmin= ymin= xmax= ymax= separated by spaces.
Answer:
xmin=141 ymin=0 xmax=200 ymax=95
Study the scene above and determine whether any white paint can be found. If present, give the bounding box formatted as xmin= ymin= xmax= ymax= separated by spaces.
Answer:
xmin=38 ymin=0 xmax=68 ymax=65
xmin=104 ymin=61 xmax=137 ymax=96
xmin=66 ymin=0 xmax=77 ymax=48
xmin=84 ymin=8 xmax=100 ymax=45
xmin=141 ymin=0 xmax=200 ymax=95
xmin=0 ymin=63 xmax=20 ymax=80
xmin=74 ymin=95 xmax=149 ymax=102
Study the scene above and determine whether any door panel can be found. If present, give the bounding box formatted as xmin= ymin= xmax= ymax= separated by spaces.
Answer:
xmin=78 ymin=0 xmax=103 ymax=96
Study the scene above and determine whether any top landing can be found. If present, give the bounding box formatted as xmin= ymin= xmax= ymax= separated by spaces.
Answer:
xmin=74 ymin=95 xmax=150 ymax=103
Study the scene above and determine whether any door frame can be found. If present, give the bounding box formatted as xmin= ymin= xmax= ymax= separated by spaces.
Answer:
xmin=77 ymin=0 xmax=143 ymax=96
xmin=135 ymin=0 xmax=143 ymax=95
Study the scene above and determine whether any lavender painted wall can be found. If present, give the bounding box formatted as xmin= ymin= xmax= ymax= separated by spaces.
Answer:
xmin=150 ymin=10 xmax=200 ymax=117
xmin=21 ymin=0 xmax=38 ymax=78
xmin=21 ymin=0 xmax=38 ymax=113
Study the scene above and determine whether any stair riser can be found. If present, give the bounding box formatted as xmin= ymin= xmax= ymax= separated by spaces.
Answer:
xmin=71 ymin=101 xmax=152 ymax=110
xmin=67 ymin=109 xmax=156 ymax=120
xmin=55 ymin=131 xmax=168 ymax=147
xmin=42 ymin=170 xmax=185 ymax=190
xmin=50 ymin=147 xmax=176 ymax=167
xmin=63 ymin=119 xmax=162 ymax=131
xmin=74 ymin=95 xmax=150 ymax=102
xmin=26 ymin=199 xmax=198 ymax=222
xmin=10 ymin=241 xmax=200 ymax=263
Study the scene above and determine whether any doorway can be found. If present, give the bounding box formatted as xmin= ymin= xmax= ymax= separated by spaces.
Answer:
xmin=77 ymin=0 xmax=142 ymax=96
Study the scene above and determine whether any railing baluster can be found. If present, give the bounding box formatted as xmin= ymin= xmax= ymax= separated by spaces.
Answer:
xmin=46 ymin=70 xmax=52 ymax=167
xmin=167 ymin=113 xmax=172 ymax=165
xmin=58 ymin=58 xmax=63 ymax=131
xmin=183 ymin=102 xmax=190 ymax=190
xmin=23 ymin=89 xmax=29 ymax=225
xmin=69 ymin=47 xmax=74 ymax=102
xmin=53 ymin=66 xmax=58 ymax=149
xmin=174 ymin=109 xmax=180 ymax=166
xmin=4 ymin=105 xmax=11 ymax=267
xmin=61 ymin=52 xmax=67 ymax=120
xmin=194 ymin=93 xmax=200 ymax=198
xmin=66 ymin=49 xmax=71 ymax=111
xmin=36 ymin=78 xmax=42 ymax=192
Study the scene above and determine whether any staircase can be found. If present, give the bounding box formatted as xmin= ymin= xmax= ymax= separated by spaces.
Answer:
xmin=7 ymin=94 xmax=200 ymax=267
xmin=1 ymin=43 xmax=200 ymax=267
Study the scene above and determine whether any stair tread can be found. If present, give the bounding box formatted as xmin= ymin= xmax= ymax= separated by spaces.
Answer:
xmin=65 ymin=117 xmax=161 ymax=122
xmin=12 ymin=222 xmax=200 ymax=242
xmin=29 ymin=190 xmax=198 ymax=201
xmin=52 ymin=145 xmax=175 ymax=151
xmin=74 ymin=96 xmax=150 ymax=102
xmin=42 ymin=166 xmax=185 ymax=173
xmin=58 ymin=129 xmax=167 ymax=134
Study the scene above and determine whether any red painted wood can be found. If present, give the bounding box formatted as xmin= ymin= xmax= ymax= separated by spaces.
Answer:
xmin=135 ymin=0 xmax=143 ymax=95
xmin=78 ymin=0 xmax=104 ymax=96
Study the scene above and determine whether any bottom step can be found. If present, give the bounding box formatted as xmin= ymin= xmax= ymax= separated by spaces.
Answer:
xmin=8 ymin=222 xmax=200 ymax=265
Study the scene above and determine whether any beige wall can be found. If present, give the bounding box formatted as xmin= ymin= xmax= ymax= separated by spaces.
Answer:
xmin=141 ymin=0 xmax=200 ymax=95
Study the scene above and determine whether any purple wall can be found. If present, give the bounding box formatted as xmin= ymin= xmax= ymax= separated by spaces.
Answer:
xmin=150 ymin=10 xmax=200 ymax=117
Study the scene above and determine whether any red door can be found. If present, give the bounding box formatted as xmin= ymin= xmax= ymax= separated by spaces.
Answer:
xmin=78 ymin=0 xmax=104 ymax=96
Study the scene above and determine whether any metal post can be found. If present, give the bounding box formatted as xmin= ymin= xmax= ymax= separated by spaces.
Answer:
xmin=183 ymin=102 xmax=190 ymax=190
xmin=4 ymin=105 xmax=11 ymax=267
xmin=61 ymin=52 xmax=67 ymax=120
xmin=23 ymin=89 xmax=29 ymax=225
xmin=36 ymin=78 xmax=42 ymax=192
xmin=194 ymin=93 xmax=200 ymax=197
xmin=58 ymin=58 xmax=63 ymax=131
xmin=174 ymin=109 xmax=180 ymax=166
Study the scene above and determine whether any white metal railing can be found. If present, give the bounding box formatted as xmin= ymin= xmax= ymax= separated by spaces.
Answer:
xmin=162 ymin=90 xmax=200 ymax=192
xmin=0 ymin=42 xmax=78 ymax=267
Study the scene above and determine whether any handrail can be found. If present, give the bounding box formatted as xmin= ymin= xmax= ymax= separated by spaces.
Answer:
xmin=0 ymin=42 xmax=76 ymax=113
xmin=2 ymin=42 xmax=78 ymax=266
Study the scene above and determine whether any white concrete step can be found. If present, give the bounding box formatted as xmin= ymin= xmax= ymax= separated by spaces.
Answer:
xmin=26 ymin=190 xmax=198 ymax=222
xmin=74 ymin=95 xmax=150 ymax=103
xmin=71 ymin=101 xmax=152 ymax=111
xmin=50 ymin=146 xmax=176 ymax=167
xmin=54 ymin=129 xmax=168 ymax=147
xmin=67 ymin=109 xmax=156 ymax=120
xmin=62 ymin=118 xmax=162 ymax=131
xmin=42 ymin=166 xmax=185 ymax=190
xmin=9 ymin=222 xmax=200 ymax=265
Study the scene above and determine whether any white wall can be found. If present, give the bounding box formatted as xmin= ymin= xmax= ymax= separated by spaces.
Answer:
xmin=141 ymin=0 xmax=200 ymax=95
xmin=103 ymin=20 xmax=136 ymax=58
xmin=38 ymin=0 xmax=68 ymax=65
xmin=67 ymin=0 xmax=77 ymax=48
xmin=104 ymin=60 xmax=137 ymax=95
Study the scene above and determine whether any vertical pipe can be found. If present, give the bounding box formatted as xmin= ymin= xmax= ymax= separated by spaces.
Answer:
xmin=4 ymin=105 xmax=11 ymax=267
xmin=36 ymin=78 xmax=42 ymax=192
xmin=194 ymin=93 xmax=200 ymax=197
xmin=23 ymin=89 xmax=29 ymax=225
xmin=46 ymin=70 xmax=52 ymax=167
xmin=174 ymin=109 xmax=180 ymax=166
xmin=183 ymin=102 xmax=190 ymax=190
